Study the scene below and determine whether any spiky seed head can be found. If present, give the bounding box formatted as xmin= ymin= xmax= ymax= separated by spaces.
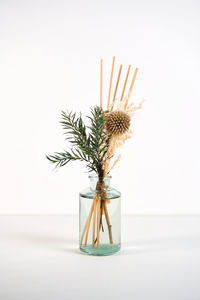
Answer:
xmin=105 ymin=110 xmax=130 ymax=135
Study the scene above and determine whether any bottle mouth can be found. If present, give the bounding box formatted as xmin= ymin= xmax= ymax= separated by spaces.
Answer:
xmin=88 ymin=174 xmax=112 ymax=180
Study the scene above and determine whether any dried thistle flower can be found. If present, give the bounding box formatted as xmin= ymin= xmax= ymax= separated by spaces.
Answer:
xmin=105 ymin=111 xmax=130 ymax=136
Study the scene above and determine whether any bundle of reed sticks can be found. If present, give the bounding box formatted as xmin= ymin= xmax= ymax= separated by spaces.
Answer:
xmin=80 ymin=56 xmax=140 ymax=248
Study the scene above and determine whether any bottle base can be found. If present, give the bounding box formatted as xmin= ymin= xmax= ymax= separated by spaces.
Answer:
xmin=80 ymin=243 xmax=120 ymax=256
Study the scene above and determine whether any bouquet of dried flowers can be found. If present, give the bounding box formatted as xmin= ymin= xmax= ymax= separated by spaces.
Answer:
xmin=47 ymin=56 xmax=143 ymax=249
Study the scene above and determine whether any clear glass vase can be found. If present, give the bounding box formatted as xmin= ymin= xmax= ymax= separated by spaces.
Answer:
xmin=79 ymin=174 xmax=121 ymax=256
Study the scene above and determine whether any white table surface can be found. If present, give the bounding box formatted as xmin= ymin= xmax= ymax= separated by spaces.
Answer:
xmin=0 ymin=215 xmax=200 ymax=300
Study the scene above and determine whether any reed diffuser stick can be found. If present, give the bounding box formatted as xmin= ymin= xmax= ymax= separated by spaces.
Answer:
xmin=100 ymin=59 xmax=103 ymax=109
xmin=120 ymin=64 xmax=131 ymax=102
xmin=92 ymin=198 xmax=97 ymax=247
xmin=80 ymin=199 xmax=94 ymax=245
xmin=107 ymin=56 xmax=115 ymax=110
xmin=124 ymin=67 xmax=138 ymax=109
xmin=97 ymin=198 xmax=101 ymax=248
xmin=84 ymin=204 xmax=94 ymax=246
xmin=103 ymin=201 xmax=113 ymax=244
xmin=110 ymin=64 xmax=122 ymax=112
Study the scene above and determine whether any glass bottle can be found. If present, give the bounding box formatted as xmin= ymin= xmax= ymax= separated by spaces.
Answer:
xmin=79 ymin=174 xmax=121 ymax=256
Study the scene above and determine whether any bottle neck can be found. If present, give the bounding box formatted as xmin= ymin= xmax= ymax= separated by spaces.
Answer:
xmin=89 ymin=175 xmax=111 ymax=192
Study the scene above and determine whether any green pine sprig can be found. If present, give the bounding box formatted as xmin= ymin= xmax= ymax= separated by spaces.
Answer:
xmin=46 ymin=106 xmax=110 ymax=177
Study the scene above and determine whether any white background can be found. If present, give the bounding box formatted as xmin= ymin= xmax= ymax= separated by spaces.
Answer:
xmin=0 ymin=0 xmax=200 ymax=215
